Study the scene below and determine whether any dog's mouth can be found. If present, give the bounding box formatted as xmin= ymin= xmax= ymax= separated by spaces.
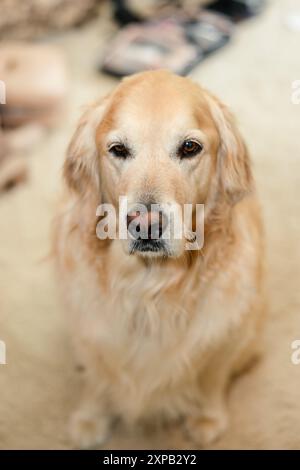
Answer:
xmin=129 ymin=239 xmax=170 ymax=257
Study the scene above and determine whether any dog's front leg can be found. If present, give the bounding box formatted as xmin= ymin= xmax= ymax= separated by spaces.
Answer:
xmin=183 ymin=332 xmax=253 ymax=448
xmin=69 ymin=374 xmax=114 ymax=449
xmin=184 ymin=359 xmax=229 ymax=448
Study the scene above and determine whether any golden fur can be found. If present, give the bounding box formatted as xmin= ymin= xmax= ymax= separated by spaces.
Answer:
xmin=54 ymin=70 xmax=265 ymax=448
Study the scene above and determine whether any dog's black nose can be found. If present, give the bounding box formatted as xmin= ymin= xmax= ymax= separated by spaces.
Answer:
xmin=127 ymin=210 xmax=167 ymax=240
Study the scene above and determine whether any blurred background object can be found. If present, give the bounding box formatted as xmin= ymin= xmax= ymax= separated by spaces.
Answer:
xmin=113 ymin=0 xmax=265 ymax=24
xmin=102 ymin=0 xmax=265 ymax=76
xmin=101 ymin=10 xmax=233 ymax=76
xmin=112 ymin=0 xmax=212 ymax=24
xmin=0 ymin=0 xmax=101 ymax=40
xmin=0 ymin=128 xmax=27 ymax=193
xmin=0 ymin=42 xmax=67 ymax=192
xmin=206 ymin=0 xmax=266 ymax=21
xmin=0 ymin=43 xmax=67 ymax=129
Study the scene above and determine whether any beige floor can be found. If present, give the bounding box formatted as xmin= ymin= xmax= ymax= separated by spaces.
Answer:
xmin=0 ymin=0 xmax=300 ymax=449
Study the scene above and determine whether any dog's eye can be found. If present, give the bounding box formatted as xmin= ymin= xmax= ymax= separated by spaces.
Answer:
xmin=179 ymin=140 xmax=203 ymax=158
xmin=109 ymin=144 xmax=129 ymax=158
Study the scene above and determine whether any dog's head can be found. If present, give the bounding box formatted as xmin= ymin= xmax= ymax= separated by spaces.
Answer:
xmin=64 ymin=70 xmax=252 ymax=258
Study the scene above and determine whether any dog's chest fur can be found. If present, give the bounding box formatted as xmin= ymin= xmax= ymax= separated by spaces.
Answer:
xmin=66 ymin=239 xmax=247 ymax=421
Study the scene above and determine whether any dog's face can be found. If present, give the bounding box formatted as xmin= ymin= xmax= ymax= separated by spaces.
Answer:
xmin=65 ymin=71 xmax=252 ymax=258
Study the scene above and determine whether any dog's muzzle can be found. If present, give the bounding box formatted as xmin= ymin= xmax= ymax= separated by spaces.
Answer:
xmin=127 ymin=208 xmax=168 ymax=254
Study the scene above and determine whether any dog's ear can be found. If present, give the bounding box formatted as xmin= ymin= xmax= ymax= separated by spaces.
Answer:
xmin=64 ymin=98 xmax=109 ymax=195
xmin=207 ymin=94 xmax=253 ymax=204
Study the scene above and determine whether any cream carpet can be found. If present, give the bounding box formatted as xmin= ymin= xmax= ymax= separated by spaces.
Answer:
xmin=0 ymin=0 xmax=300 ymax=449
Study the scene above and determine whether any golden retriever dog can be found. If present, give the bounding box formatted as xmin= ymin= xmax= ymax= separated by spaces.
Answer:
xmin=55 ymin=70 xmax=265 ymax=448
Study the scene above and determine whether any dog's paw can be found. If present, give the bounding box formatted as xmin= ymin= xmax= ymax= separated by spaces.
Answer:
xmin=69 ymin=410 xmax=111 ymax=449
xmin=184 ymin=410 xmax=228 ymax=448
